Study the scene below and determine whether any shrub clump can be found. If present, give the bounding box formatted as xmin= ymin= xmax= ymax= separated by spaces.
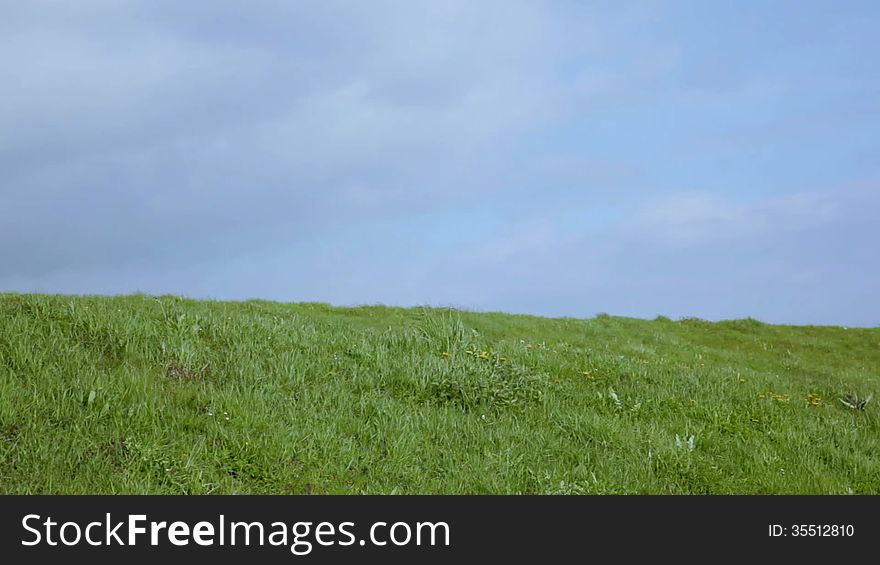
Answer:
xmin=427 ymin=358 xmax=545 ymax=412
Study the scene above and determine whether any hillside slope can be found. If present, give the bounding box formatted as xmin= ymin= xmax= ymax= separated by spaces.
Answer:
xmin=1 ymin=293 xmax=878 ymax=494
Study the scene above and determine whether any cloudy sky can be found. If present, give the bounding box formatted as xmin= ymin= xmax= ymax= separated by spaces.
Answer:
xmin=2 ymin=1 xmax=878 ymax=326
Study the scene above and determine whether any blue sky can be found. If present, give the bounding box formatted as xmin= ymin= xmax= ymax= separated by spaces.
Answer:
xmin=1 ymin=1 xmax=878 ymax=326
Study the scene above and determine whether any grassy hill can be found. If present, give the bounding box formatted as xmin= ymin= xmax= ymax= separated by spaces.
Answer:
xmin=1 ymin=293 xmax=878 ymax=494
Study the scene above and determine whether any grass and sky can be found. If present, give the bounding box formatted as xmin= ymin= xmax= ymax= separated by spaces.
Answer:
xmin=1 ymin=293 xmax=877 ymax=494
xmin=2 ymin=1 xmax=879 ymax=326
xmin=1 ymin=3 xmax=878 ymax=495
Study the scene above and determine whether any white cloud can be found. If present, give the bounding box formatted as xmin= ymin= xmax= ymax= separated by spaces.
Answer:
xmin=627 ymin=188 xmax=843 ymax=245
xmin=0 ymin=1 xmax=577 ymax=277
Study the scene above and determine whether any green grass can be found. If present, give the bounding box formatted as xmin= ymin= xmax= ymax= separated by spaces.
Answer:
xmin=1 ymin=293 xmax=878 ymax=494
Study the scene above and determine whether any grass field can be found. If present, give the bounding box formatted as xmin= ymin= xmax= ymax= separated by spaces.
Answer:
xmin=0 ymin=293 xmax=877 ymax=494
